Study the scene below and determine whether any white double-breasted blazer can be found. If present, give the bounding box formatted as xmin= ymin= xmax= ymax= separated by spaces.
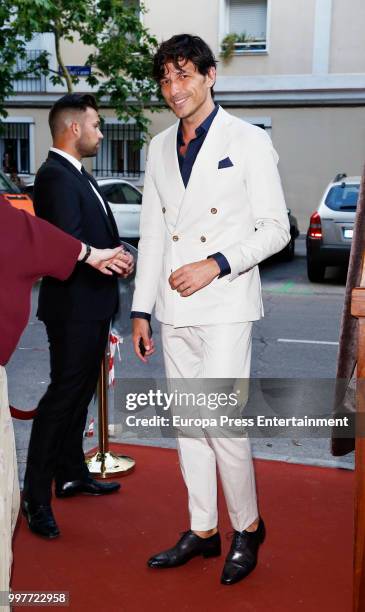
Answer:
xmin=132 ymin=107 xmax=290 ymax=327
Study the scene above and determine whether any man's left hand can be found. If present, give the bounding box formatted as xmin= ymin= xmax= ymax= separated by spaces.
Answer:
xmin=115 ymin=250 xmax=134 ymax=278
xmin=169 ymin=258 xmax=220 ymax=297
xmin=87 ymin=247 xmax=134 ymax=277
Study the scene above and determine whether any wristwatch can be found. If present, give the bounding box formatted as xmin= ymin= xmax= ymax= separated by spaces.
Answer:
xmin=80 ymin=244 xmax=91 ymax=263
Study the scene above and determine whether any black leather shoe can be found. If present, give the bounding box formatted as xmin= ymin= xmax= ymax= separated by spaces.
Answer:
xmin=148 ymin=530 xmax=221 ymax=568
xmin=22 ymin=500 xmax=60 ymax=539
xmin=55 ymin=478 xmax=120 ymax=498
xmin=221 ymin=518 xmax=266 ymax=585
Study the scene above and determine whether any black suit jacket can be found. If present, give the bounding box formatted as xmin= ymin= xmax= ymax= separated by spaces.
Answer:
xmin=35 ymin=151 xmax=120 ymax=321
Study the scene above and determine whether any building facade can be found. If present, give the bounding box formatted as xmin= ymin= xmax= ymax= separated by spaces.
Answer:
xmin=3 ymin=0 xmax=365 ymax=229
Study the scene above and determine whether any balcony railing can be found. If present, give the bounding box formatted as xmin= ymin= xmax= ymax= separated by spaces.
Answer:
xmin=234 ymin=40 xmax=266 ymax=53
xmin=12 ymin=49 xmax=47 ymax=93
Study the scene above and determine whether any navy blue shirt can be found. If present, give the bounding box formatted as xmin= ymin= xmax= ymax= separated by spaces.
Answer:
xmin=131 ymin=105 xmax=231 ymax=322
xmin=177 ymin=104 xmax=219 ymax=187
xmin=176 ymin=105 xmax=230 ymax=279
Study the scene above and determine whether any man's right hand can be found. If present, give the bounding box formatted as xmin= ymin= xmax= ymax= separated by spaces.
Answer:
xmin=132 ymin=318 xmax=155 ymax=363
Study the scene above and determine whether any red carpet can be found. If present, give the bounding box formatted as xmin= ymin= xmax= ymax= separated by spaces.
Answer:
xmin=12 ymin=444 xmax=353 ymax=612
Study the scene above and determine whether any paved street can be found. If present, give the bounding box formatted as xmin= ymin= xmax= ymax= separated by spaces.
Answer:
xmin=9 ymin=236 xmax=354 ymax=485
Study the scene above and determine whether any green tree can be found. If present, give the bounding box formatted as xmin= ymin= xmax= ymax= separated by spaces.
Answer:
xmin=0 ymin=1 xmax=46 ymax=119
xmin=84 ymin=0 xmax=160 ymax=139
xmin=2 ymin=0 xmax=159 ymax=138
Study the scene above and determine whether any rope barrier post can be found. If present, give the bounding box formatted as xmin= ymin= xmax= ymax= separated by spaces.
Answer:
xmin=86 ymin=351 xmax=135 ymax=478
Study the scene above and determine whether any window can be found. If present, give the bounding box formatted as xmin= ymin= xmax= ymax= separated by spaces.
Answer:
xmin=0 ymin=123 xmax=31 ymax=174
xmin=100 ymin=183 xmax=142 ymax=205
xmin=12 ymin=49 xmax=47 ymax=93
xmin=225 ymin=0 xmax=268 ymax=53
xmin=120 ymin=184 xmax=142 ymax=204
xmin=94 ymin=123 xmax=141 ymax=178
xmin=325 ymin=184 xmax=360 ymax=212
xmin=0 ymin=172 xmax=21 ymax=194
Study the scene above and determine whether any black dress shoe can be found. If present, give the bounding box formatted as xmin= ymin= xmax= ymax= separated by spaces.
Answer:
xmin=55 ymin=478 xmax=120 ymax=498
xmin=148 ymin=530 xmax=221 ymax=568
xmin=22 ymin=500 xmax=60 ymax=539
xmin=221 ymin=518 xmax=266 ymax=585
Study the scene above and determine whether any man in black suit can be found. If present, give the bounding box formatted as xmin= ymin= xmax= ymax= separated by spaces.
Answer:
xmin=23 ymin=93 xmax=134 ymax=539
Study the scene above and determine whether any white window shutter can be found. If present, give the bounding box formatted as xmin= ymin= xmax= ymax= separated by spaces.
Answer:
xmin=229 ymin=0 xmax=267 ymax=40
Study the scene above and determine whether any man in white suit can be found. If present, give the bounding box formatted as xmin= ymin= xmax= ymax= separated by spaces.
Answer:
xmin=131 ymin=34 xmax=290 ymax=585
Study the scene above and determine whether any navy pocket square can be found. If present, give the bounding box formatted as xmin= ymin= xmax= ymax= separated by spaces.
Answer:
xmin=218 ymin=157 xmax=234 ymax=169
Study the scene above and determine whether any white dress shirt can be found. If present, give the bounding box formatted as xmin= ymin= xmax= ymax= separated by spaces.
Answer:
xmin=49 ymin=147 xmax=108 ymax=215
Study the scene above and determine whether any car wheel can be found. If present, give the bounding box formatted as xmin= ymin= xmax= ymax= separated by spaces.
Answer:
xmin=281 ymin=238 xmax=295 ymax=262
xmin=307 ymin=258 xmax=326 ymax=282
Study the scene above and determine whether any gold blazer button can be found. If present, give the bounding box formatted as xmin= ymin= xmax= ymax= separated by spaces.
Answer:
xmin=200 ymin=236 xmax=207 ymax=243
xmin=210 ymin=208 xmax=217 ymax=214
xmin=173 ymin=235 xmax=179 ymax=241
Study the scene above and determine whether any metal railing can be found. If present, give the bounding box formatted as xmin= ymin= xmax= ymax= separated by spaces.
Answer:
xmin=94 ymin=123 xmax=142 ymax=178
xmin=12 ymin=50 xmax=47 ymax=93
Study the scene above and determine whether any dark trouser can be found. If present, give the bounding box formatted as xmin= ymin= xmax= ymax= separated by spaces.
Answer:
xmin=23 ymin=319 xmax=110 ymax=505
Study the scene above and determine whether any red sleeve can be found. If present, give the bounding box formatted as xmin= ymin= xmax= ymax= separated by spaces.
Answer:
xmin=0 ymin=199 xmax=81 ymax=282
xmin=22 ymin=209 xmax=81 ymax=280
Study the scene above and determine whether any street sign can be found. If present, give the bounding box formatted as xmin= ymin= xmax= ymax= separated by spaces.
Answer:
xmin=59 ymin=65 xmax=91 ymax=77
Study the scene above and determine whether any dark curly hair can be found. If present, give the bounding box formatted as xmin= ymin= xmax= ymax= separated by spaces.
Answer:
xmin=153 ymin=34 xmax=217 ymax=95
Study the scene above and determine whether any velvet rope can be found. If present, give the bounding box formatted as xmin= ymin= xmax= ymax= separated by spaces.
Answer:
xmin=10 ymin=406 xmax=37 ymax=420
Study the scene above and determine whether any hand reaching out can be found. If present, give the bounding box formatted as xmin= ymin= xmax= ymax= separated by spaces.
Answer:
xmin=82 ymin=245 xmax=134 ymax=276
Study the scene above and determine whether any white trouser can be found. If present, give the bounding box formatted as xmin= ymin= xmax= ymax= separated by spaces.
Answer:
xmin=0 ymin=366 xmax=20 ymax=611
xmin=161 ymin=323 xmax=258 ymax=532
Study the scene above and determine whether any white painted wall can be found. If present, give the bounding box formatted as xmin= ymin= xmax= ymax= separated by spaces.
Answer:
xmin=330 ymin=0 xmax=365 ymax=73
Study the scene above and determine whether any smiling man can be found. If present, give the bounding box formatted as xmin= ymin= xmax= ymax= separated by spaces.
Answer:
xmin=131 ymin=34 xmax=290 ymax=585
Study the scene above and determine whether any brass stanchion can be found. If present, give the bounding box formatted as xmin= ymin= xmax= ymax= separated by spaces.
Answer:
xmin=86 ymin=352 xmax=135 ymax=478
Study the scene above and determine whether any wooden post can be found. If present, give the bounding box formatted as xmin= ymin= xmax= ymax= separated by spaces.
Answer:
xmin=351 ymin=279 xmax=365 ymax=611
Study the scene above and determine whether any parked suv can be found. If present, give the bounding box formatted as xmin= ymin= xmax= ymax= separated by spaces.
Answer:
xmin=306 ymin=173 xmax=360 ymax=282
